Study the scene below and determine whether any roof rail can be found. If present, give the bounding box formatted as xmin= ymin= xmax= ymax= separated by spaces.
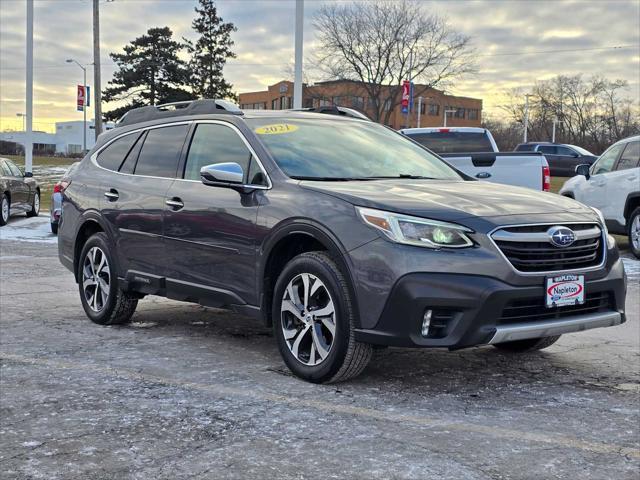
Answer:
xmin=290 ymin=106 xmax=370 ymax=121
xmin=115 ymin=99 xmax=243 ymax=127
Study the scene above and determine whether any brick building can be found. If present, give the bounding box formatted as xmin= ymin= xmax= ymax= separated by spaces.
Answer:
xmin=239 ymin=79 xmax=482 ymax=130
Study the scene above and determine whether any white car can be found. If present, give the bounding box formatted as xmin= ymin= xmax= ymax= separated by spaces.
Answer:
xmin=559 ymin=136 xmax=640 ymax=258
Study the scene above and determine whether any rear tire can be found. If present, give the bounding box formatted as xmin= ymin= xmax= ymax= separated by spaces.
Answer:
xmin=50 ymin=222 xmax=58 ymax=234
xmin=492 ymin=335 xmax=560 ymax=352
xmin=26 ymin=191 xmax=40 ymax=217
xmin=273 ymin=251 xmax=372 ymax=383
xmin=628 ymin=207 xmax=640 ymax=259
xmin=0 ymin=194 xmax=9 ymax=226
xmin=78 ymin=232 xmax=138 ymax=325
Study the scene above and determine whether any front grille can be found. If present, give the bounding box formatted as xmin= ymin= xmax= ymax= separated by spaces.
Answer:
xmin=499 ymin=292 xmax=613 ymax=324
xmin=492 ymin=223 xmax=604 ymax=273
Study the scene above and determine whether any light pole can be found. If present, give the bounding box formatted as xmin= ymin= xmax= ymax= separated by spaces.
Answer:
xmin=443 ymin=109 xmax=456 ymax=127
xmin=66 ymin=59 xmax=87 ymax=153
xmin=293 ymin=0 xmax=304 ymax=109
xmin=551 ymin=117 xmax=558 ymax=143
xmin=16 ymin=113 xmax=26 ymax=131
xmin=523 ymin=93 xmax=534 ymax=143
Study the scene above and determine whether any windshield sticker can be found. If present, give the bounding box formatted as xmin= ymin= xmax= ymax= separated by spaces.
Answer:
xmin=254 ymin=124 xmax=299 ymax=135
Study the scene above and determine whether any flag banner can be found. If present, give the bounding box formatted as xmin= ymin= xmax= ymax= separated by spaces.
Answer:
xmin=401 ymin=80 xmax=410 ymax=114
xmin=77 ymin=84 xmax=86 ymax=111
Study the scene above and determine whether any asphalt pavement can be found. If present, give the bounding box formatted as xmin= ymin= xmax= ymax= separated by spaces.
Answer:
xmin=1 ymin=216 xmax=639 ymax=479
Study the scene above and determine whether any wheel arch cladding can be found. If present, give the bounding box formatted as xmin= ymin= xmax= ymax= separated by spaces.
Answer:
xmin=624 ymin=193 xmax=640 ymax=221
xmin=73 ymin=219 xmax=104 ymax=282
xmin=259 ymin=224 xmax=359 ymax=328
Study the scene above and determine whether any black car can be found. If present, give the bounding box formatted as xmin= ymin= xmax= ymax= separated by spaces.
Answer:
xmin=0 ymin=157 xmax=40 ymax=226
xmin=515 ymin=142 xmax=597 ymax=177
xmin=57 ymin=100 xmax=626 ymax=383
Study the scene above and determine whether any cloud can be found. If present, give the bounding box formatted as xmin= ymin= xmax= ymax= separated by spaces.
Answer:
xmin=1 ymin=0 xmax=638 ymax=131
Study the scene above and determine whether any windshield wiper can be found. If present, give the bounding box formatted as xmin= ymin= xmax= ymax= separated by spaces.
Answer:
xmin=364 ymin=174 xmax=437 ymax=180
xmin=290 ymin=176 xmax=375 ymax=181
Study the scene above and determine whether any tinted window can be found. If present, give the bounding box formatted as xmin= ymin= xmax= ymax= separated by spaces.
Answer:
xmin=616 ymin=141 xmax=640 ymax=171
xmin=515 ymin=144 xmax=535 ymax=151
xmin=405 ymin=131 xmax=493 ymax=154
xmin=184 ymin=123 xmax=254 ymax=182
xmin=135 ymin=125 xmax=189 ymax=178
xmin=97 ymin=133 xmax=139 ymax=171
xmin=247 ymin=118 xmax=461 ymax=180
xmin=119 ymin=132 xmax=145 ymax=174
xmin=6 ymin=160 xmax=22 ymax=176
xmin=556 ymin=146 xmax=576 ymax=156
xmin=537 ymin=145 xmax=557 ymax=154
xmin=592 ymin=143 xmax=625 ymax=175
xmin=0 ymin=161 xmax=12 ymax=176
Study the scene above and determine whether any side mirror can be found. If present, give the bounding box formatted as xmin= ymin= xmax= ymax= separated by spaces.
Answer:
xmin=575 ymin=163 xmax=590 ymax=179
xmin=200 ymin=162 xmax=244 ymax=186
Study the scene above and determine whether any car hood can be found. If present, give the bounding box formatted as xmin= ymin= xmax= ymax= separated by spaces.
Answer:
xmin=300 ymin=179 xmax=593 ymax=221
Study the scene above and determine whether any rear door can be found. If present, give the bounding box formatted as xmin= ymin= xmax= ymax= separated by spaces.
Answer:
xmin=4 ymin=160 xmax=30 ymax=209
xmin=607 ymin=141 xmax=640 ymax=223
xmin=578 ymin=142 xmax=626 ymax=212
xmin=163 ymin=121 xmax=269 ymax=306
xmin=555 ymin=146 xmax=582 ymax=176
xmin=100 ymin=123 xmax=189 ymax=284
xmin=536 ymin=145 xmax=562 ymax=176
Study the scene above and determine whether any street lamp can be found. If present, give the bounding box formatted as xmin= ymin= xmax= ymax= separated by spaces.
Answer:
xmin=66 ymin=58 xmax=87 ymax=153
xmin=16 ymin=113 xmax=26 ymax=131
xmin=443 ymin=109 xmax=457 ymax=128
xmin=523 ymin=93 xmax=534 ymax=143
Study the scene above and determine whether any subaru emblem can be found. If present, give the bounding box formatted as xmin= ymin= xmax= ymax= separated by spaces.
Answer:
xmin=548 ymin=226 xmax=576 ymax=248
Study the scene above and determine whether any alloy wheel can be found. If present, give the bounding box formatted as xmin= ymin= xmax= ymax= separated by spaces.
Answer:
xmin=34 ymin=192 xmax=40 ymax=214
xmin=632 ymin=214 xmax=640 ymax=250
xmin=82 ymin=246 xmax=110 ymax=312
xmin=1 ymin=198 xmax=8 ymax=222
xmin=281 ymin=273 xmax=336 ymax=366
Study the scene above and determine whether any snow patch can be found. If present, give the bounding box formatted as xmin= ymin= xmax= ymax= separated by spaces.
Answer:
xmin=0 ymin=215 xmax=56 ymax=244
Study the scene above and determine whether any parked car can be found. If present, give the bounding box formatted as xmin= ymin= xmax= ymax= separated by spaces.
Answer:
xmin=560 ymin=136 xmax=640 ymax=258
xmin=58 ymin=100 xmax=626 ymax=383
xmin=401 ymin=127 xmax=550 ymax=191
xmin=515 ymin=142 xmax=597 ymax=177
xmin=50 ymin=162 xmax=79 ymax=234
xmin=0 ymin=157 xmax=40 ymax=226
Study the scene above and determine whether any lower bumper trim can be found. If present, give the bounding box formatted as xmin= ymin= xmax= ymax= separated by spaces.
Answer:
xmin=488 ymin=311 xmax=622 ymax=344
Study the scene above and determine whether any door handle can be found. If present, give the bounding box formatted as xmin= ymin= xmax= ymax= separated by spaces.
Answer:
xmin=165 ymin=198 xmax=184 ymax=210
xmin=104 ymin=189 xmax=119 ymax=201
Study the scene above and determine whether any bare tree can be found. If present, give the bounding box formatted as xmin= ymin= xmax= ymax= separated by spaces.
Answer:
xmin=498 ymin=75 xmax=639 ymax=153
xmin=313 ymin=0 xmax=475 ymax=124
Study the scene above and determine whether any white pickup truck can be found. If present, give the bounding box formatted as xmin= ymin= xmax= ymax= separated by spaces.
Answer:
xmin=400 ymin=127 xmax=550 ymax=191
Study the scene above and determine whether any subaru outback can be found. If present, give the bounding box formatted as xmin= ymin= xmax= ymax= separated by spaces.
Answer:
xmin=58 ymin=100 xmax=627 ymax=383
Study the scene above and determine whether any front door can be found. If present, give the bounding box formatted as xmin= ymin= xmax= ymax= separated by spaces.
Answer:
xmin=579 ymin=142 xmax=626 ymax=213
xmin=163 ymin=121 xmax=269 ymax=306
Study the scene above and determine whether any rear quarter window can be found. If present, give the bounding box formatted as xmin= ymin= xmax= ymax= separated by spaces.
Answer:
xmin=97 ymin=133 xmax=140 ymax=171
xmin=615 ymin=141 xmax=640 ymax=171
xmin=406 ymin=131 xmax=493 ymax=154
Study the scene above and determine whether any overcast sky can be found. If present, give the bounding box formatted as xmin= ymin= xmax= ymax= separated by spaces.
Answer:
xmin=1 ymin=0 xmax=638 ymax=131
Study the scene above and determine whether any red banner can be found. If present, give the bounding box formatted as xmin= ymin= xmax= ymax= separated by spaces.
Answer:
xmin=401 ymin=80 xmax=410 ymax=112
xmin=77 ymin=85 xmax=85 ymax=111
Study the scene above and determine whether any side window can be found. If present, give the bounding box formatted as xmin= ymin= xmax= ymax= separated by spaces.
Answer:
xmin=592 ymin=143 xmax=625 ymax=175
xmin=615 ymin=141 xmax=640 ymax=171
xmin=119 ymin=132 xmax=145 ymax=174
xmin=538 ymin=145 xmax=556 ymax=154
xmin=556 ymin=146 xmax=575 ymax=156
xmin=134 ymin=125 xmax=189 ymax=178
xmin=6 ymin=160 xmax=22 ymax=177
xmin=0 ymin=161 xmax=12 ymax=176
xmin=97 ymin=133 xmax=140 ymax=171
xmin=184 ymin=123 xmax=256 ymax=182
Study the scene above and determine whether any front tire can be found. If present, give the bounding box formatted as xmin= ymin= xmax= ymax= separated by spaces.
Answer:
xmin=0 ymin=194 xmax=9 ymax=226
xmin=273 ymin=251 xmax=372 ymax=383
xmin=493 ymin=335 xmax=560 ymax=352
xmin=26 ymin=191 xmax=40 ymax=217
xmin=78 ymin=232 xmax=138 ymax=325
xmin=628 ymin=207 xmax=640 ymax=259
xmin=50 ymin=221 xmax=58 ymax=234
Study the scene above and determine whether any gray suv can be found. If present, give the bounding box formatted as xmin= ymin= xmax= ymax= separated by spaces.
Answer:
xmin=58 ymin=100 xmax=627 ymax=383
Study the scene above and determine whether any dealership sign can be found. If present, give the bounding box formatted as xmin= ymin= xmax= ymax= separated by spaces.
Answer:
xmin=77 ymin=85 xmax=90 ymax=112
xmin=401 ymin=80 xmax=410 ymax=113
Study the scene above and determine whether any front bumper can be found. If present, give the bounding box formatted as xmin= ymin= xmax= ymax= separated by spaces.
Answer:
xmin=353 ymin=257 xmax=626 ymax=348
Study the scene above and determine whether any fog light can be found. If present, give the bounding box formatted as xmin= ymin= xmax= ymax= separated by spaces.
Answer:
xmin=421 ymin=309 xmax=432 ymax=337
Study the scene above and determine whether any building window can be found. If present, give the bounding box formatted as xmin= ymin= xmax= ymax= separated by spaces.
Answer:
xmin=413 ymin=101 xmax=426 ymax=115
xmin=468 ymin=109 xmax=479 ymax=120
xmin=383 ymin=98 xmax=392 ymax=111
xmin=303 ymin=98 xmax=313 ymax=108
xmin=351 ymin=96 xmax=365 ymax=110
xmin=318 ymin=98 xmax=331 ymax=107
xmin=455 ymin=107 xmax=465 ymax=118
xmin=271 ymin=99 xmax=278 ymax=110
xmin=428 ymin=104 xmax=440 ymax=116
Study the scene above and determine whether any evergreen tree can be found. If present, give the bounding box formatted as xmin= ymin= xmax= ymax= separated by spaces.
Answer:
xmin=103 ymin=27 xmax=192 ymax=120
xmin=184 ymin=0 xmax=237 ymax=100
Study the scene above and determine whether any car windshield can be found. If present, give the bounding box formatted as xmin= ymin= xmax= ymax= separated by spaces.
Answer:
xmin=403 ymin=131 xmax=493 ymax=154
xmin=246 ymin=117 xmax=462 ymax=181
xmin=566 ymin=144 xmax=593 ymax=156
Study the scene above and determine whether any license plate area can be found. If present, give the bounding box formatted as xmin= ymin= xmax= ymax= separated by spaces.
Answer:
xmin=545 ymin=274 xmax=585 ymax=308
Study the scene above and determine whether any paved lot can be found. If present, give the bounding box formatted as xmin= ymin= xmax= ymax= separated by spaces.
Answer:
xmin=1 ymin=216 xmax=639 ymax=479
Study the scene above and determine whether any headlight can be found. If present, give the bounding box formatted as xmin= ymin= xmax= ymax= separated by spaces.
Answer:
xmin=590 ymin=207 xmax=608 ymax=235
xmin=356 ymin=207 xmax=474 ymax=249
